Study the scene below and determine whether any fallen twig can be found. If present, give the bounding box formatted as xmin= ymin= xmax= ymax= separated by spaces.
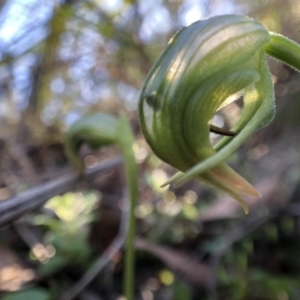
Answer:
xmin=0 ymin=157 xmax=122 ymax=227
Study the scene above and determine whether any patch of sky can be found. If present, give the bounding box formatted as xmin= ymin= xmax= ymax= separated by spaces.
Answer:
xmin=105 ymin=40 xmax=119 ymax=54
xmin=0 ymin=66 xmax=10 ymax=81
xmin=138 ymin=0 xmax=161 ymax=15
xmin=8 ymin=27 xmax=47 ymax=56
xmin=12 ymin=68 xmax=30 ymax=91
xmin=93 ymin=69 xmax=109 ymax=82
xmin=65 ymin=111 xmax=82 ymax=127
xmin=139 ymin=5 xmax=172 ymax=43
xmin=40 ymin=98 xmax=62 ymax=125
xmin=77 ymin=53 xmax=96 ymax=71
xmin=77 ymin=8 xmax=100 ymax=25
xmin=97 ymin=83 xmax=112 ymax=101
xmin=59 ymin=31 xmax=76 ymax=58
xmin=178 ymin=1 xmax=203 ymax=26
xmin=117 ymin=82 xmax=139 ymax=111
xmin=78 ymin=28 xmax=103 ymax=52
xmin=51 ymin=78 xmax=65 ymax=94
xmin=68 ymin=65 xmax=87 ymax=81
xmin=59 ymin=28 xmax=102 ymax=73
xmin=178 ymin=0 xmax=240 ymax=25
xmin=0 ymin=0 xmax=56 ymax=55
xmin=10 ymin=54 xmax=38 ymax=111
xmin=80 ymin=81 xmax=99 ymax=104
xmin=94 ymin=0 xmax=123 ymax=14
xmin=12 ymin=53 xmax=36 ymax=89
xmin=12 ymin=88 xmax=27 ymax=110
xmin=66 ymin=57 xmax=95 ymax=84
xmin=58 ymin=40 xmax=76 ymax=61
xmin=60 ymin=31 xmax=75 ymax=46
xmin=65 ymin=17 xmax=80 ymax=32
xmin=0 ymin=103 xmax=9 ymax=118
xmin=208 ymin=0 xmax=237 ymax=16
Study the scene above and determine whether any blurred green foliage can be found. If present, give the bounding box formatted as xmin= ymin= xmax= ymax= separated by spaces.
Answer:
xmin=2 ymin=288 xmax=51 ymax=300
xmin=33 ymin=192 xmax=98 ymax=276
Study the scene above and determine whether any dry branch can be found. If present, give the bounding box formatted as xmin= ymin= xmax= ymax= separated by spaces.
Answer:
xmin=0 ymin=157 xmax=122 ymax=228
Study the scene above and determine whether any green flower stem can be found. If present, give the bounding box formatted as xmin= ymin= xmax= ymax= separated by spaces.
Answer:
xmin=65 ymin=113 xmax=138 ymax=300
xmin=265 ymin=33 xmax=300 ymax=72
xmin=117 ymin=114 xmax=138 ymax=300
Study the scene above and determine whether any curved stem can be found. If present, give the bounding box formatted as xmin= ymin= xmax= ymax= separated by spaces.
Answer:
xmin=265 ymin=32 xmax=300 ymax=72
xmin=64 ymin=113 xmax=138 ymax=299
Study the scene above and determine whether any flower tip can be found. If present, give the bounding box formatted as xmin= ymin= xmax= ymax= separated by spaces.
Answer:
xmin=234 ymin=195 xmax=249 ymax=214
xmin=160 ymin=172 xmax=183 ymax=188
xmin=245 ymin=185 xmax=261 ymax=197
xmin=244 ymin=205 xmax=249 ymax=215
xmin=160 ymin=182 xmax=169 ymax=188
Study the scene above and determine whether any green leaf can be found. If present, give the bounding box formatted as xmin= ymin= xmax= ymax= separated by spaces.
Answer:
xmin=2 ymin=288 xmax=51 ymax=300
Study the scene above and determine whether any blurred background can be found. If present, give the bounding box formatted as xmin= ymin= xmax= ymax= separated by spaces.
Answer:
xmin=1 ymin=0 xmax=300 ymax=299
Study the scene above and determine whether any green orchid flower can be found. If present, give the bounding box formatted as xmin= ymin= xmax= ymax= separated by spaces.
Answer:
xmin=64 ymin=113 xmax=137 ymax=300
xmin=139 ymin=14 xmax=300 ymax=213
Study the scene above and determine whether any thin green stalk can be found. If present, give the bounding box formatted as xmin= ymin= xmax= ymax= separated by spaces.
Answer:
xmin=65 ymin=112 xmax=138 ymax=299
xmin=118 ymin=114 xmax=138 ymax=300
xmin=265 ymin=32 xmax=300 ymax=72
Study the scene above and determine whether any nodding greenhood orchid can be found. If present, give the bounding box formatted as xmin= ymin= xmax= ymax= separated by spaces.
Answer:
xmin=139 ymin=14 xmax=300 ymax=213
